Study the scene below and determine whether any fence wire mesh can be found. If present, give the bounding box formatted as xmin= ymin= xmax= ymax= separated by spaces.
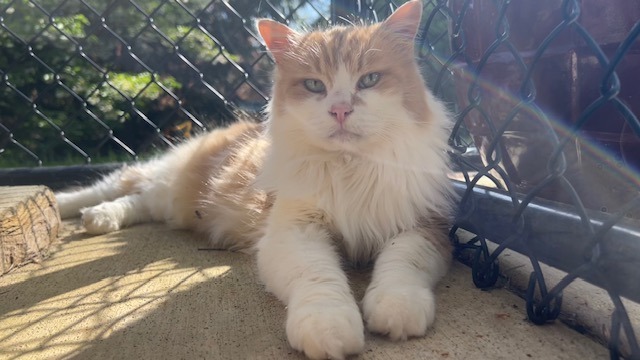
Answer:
xmin=1 ymin=0 xmax=639 ymax=358
xmin=429 ymin=0 xmax=640 ymax=358
xmin=0 ymin=0 xmax=330 ymax=166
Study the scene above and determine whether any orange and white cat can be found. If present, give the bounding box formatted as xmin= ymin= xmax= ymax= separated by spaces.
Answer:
xmin=55 ymin=1 xmax=454 ymax=358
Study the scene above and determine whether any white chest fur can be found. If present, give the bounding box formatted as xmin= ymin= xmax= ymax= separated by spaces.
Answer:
xmin=260 ymin=100 xmax=452 ymax=263
xmin=314 ymin=153 xmax=433 ymax=261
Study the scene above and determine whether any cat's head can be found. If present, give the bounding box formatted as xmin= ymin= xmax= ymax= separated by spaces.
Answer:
xmin=258 ymin=0 xmax=431 ymax=154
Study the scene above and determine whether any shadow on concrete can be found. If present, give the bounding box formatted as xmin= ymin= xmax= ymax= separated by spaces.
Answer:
xmin=0 ymin=222 xmax=300 ymax=359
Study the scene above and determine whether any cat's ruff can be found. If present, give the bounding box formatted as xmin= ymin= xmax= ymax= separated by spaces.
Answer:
xmin=55 ymin=1 xmax=454 ymax=359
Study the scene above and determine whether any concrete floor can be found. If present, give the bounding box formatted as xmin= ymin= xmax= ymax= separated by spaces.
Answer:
xmin=0 ymin=220 xmax=608 ymax=360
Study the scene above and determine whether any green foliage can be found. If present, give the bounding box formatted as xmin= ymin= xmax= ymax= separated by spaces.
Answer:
xmin=0 ymin=0 xmax=453 ymax=167
xmin=0 ymin=0 xmax=283 ymax=166
xmin=54 ymin=14 xmax=90 ymax=38
xmin=83 ymin=72 xmax=182 ymax=118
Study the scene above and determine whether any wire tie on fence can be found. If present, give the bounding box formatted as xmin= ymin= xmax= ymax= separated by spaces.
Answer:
xmin=526 ymin=272 xmax=563 ymax=325
xmin=471 ymin=237 xmax=500 ymax=289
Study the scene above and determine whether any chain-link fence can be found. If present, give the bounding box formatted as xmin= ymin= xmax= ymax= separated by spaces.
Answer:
xmin=339 ymin=1 xmax=639 ymax=357
xmin=436 ymin=1 xmax=640 ymax=358
xmin=1 ymin=0 xmax=639 ymax=358
xmin=0 ymin=0 xmax=331 ymax=167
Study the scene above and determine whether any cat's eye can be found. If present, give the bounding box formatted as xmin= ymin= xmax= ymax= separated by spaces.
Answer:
xmin=303 ymin=79 xmax=326 ymax=93
xmin=357 ymin=72 xmax=381 ymax=89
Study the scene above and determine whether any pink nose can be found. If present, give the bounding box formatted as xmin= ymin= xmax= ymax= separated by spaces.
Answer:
xmin=329 ymin=102 xmax=353 ymax=124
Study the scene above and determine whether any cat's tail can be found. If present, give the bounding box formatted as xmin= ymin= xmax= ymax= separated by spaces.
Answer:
xmin=55 ymin=164 xmax=148 ymax=219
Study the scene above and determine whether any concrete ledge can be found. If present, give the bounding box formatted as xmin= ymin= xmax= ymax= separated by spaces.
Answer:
xmin=0 ymin=221 xmax=608 ymax=359
xmin=457 ymin=231 xmax=640 ymax=358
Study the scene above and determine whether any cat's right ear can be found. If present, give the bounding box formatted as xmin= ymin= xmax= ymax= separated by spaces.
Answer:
xmin=382 ymin=0 xmax=423 ymax=41
xmin=257 ymin=19 xmax=297 ymax=63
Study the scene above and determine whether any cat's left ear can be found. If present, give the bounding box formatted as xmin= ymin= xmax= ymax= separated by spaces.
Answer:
xmin=257 ymin=19 xmax=298 ymax=63
xmin=382 ymin=0 xmax=423 ymax=41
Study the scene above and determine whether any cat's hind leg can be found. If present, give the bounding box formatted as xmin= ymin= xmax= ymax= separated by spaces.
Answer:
xmin=80 ymin=193 xmax=153 ymax=234
xmin=56 ymin=165 xmax=146 ymax=219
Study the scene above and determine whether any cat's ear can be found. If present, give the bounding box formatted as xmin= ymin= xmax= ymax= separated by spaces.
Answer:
xmin=257 ymin=19 xmax=298 ymax=63
xmin=382 ymin=0 xmax=423 ymax=41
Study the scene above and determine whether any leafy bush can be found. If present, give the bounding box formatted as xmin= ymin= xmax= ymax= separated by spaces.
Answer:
xmin=0 ymin=0 xmax=329 ymax=166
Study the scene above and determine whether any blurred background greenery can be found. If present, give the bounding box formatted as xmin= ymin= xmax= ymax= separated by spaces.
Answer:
xmin=0 ymin=0 xmax=453 ymax=167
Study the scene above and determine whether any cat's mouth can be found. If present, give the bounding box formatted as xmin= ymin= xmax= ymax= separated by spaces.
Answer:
xmin=328 ymin=128 xmax=362 ymax=142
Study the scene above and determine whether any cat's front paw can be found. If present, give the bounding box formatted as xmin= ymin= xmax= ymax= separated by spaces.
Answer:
xmin=81 ymin=204 xmax=121 ymax=234
xmin=362 ymin=285 xmax=436 ymax=341
xmin=286 ymin=301 xmax=365 ymax=360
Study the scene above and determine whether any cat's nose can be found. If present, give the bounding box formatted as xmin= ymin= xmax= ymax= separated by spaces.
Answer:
xmin=329 ymin=102 xmax=353 ymax=124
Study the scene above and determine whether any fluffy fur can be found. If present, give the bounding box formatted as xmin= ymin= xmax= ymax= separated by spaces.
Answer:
xmin=55 ymin=1 xmax=454 ymax=359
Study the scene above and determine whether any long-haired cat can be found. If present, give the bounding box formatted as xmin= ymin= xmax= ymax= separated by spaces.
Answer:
xmin=55 ymin=1 xmax=454 ymax=358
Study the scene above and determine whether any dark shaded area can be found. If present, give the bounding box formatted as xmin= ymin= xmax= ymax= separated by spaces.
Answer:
xmin=0 ymin=163 xmax=122 ymax=190
xmin=442 ymin=1 xmax=640 ymax=358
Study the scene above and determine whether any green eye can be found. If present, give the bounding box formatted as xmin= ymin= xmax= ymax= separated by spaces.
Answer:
xmin=303 ymin=79 xmax=326 ymax=93
xmin=357 ymin=72 xmax=381 ymax=89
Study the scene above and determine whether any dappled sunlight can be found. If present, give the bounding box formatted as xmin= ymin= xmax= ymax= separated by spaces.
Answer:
xmin=4 ymin=236 xmax=126 ymax=288
xmin=0 ymin=221 xmax=237 ymax=360
xmin=0 ymin=222 xmax=611 ymax=359
xmin=0 ymin=257 xmax=230 ymax=360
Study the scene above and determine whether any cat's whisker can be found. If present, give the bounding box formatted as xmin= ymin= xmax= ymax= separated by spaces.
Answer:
xmin=337 ymin=16 xmax=357 ymax=27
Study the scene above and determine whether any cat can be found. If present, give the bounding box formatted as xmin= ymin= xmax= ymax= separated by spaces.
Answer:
xmin=54 ymin=1 xmax=454 ymax=359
